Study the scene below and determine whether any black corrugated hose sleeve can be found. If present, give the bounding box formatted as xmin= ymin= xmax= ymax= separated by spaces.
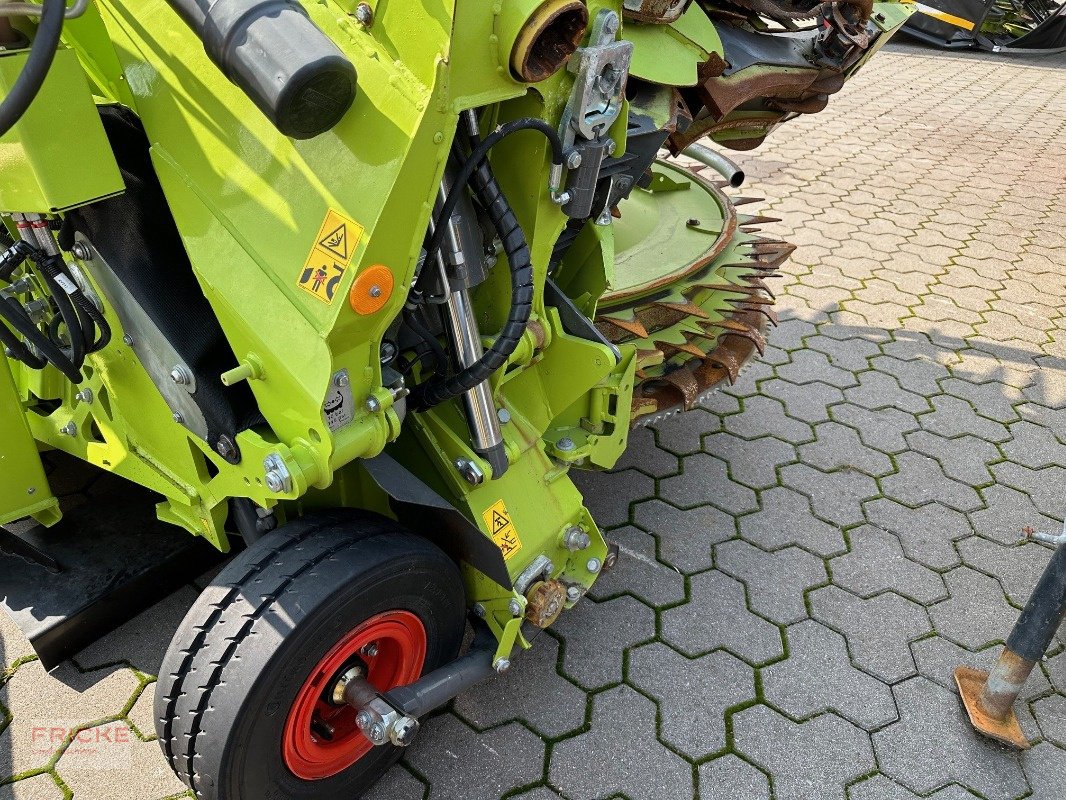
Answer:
xmin=37 ymin=255 xmax=87 ymax=369
xmin=410 ymin=118 xmax=562 ymax=411
xmin=0 ymin=296 xmax=81 ymax=383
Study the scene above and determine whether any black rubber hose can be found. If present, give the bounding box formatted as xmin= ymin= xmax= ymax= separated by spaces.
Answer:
xmin=411 ymin=120 xmax=558 ymax=410
xmin=0 ymin=317 xmax=45 ymax=368
xmin=0 ymin=297 xmax=81 ymax=382
xmin=0 ymin=0 xmax=66 ymax=139
xmin=36 ymin=255 xmax=87 ymax=368
xmin=404 ymin=307 xmax=448 ymax=375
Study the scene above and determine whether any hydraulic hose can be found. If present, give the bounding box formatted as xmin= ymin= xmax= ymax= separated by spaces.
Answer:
xmin=0 ymin=296 xmax=81 ymax=382
xmin=411 ymin=117 xmax=563 ymax=410
xmin=0 ymin=0 xmax=65 ymax=139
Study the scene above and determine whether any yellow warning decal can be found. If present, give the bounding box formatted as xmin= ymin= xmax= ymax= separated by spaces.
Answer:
xmin=483 ymin=499 xmax=523 ymax=561
xmin=297 ymin=208 xmax=365 ymax=304
xmin=913 ymin=3 xmax=975 ymax=30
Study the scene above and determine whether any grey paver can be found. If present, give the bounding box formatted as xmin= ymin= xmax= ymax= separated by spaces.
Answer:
xmin=611 ymin=426 xmax=681 ymax=479
xmin=990 ymin=462 xmax=1066 ymax=521
xmin=404 ymin=715 xmax=545 ymax=800
xmin=872 ymin=677 xmax=1029 ymax=799
xmin=799 ymin=422 xmax=894 ymax=478
xmin=739 ymin=486 xmax=847 ymax=557
xmin=762 ymin=377 xmax=844 ymax=423
xmin=632 ymin=499 xmax=735 ymax=574
xmin=548 ymin=686 xmax=693 ymax=800
xmin=0 ymin=775 xmax=65 ymax=800
xmin=717 ymin=540 xmax=828 ymax=625
xmin=970 ymin=484 xmax=1063 ymax=547
xmin=880 ymin=452 xmax=984 ymax=513
xmin=453 ymin=633 xmax=585 ymax=739
xmin=1022 ymin=740 xmax=1066 ymax=800
xmin=702 ymin=432 xmax=798 ymax=490
xmin=904 ymin=430 xmax=999 ymax=487
xmin=1032 ymin=695 xmax=1066 ymax=749
xmin=781 ymin=463 xmax=881 ymax=528
xmin=831 ymin=403 xmax=921 ymax=454
xmin=763 ymin=620 xmax=897 ymax=731
xmin=1002 ymin=420 xmax=1066 ymax=470
xmin=810 ymin=585 xmax=930 ymax=683
xmin=830 ymin=525 xmax=947 ymax=604
xmin=628 ymin=642 xmax=755 ymax=758
xmin=864 ymin=499 xmax=970 ymax=570
xmin=734 ymin=705 xmax=877 ymax=800
xmin=590 ymin=526 xmax=686 ymax=608
xmin=661 ymin=454 xmax=759 ymax=515
xmin=930 ymin=566 xmax=1028 ymax=650
xmin=724 ymin=395 xmax=815 ymax=444
xmin=844 ymin=370 xmax=931 ymax=414
xmin=553 ymin=595 xmax=656 ymax=691
xmin=661 ymin=570 xmax=783 ymax=663
xmin=367 ymin=765 xmax=426 ymax=800
xmin=699 ymin=754 xmax=771 ymax=800
xmin=956 ymin=536 xmax=1057 ymax=606
xmin=572 ymin=468 xmax=654 ymax=529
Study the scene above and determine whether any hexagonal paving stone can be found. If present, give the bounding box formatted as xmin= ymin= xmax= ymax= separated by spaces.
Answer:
xmin=929 ymin=567 xmax=1021 ymax=651
xmin=367 ymin=765 xmax=426 ymax=800
xmin=864 ymin=499 xmax=969 ymax=570
xmin=739 ymin=486 xmax=847 ymax=557
xmin=799 ymin=422 xmax=894 ymax=478
xmin=611 ymin=426 xmax=681 ymax=479
xmin=716 ymin=540 xmax=828 ymax=625
xmin=847 ymin=774 xmax=979 ymax=800
xmin=872 ymin=677 xmax=1028 ymax=800
xmin=660 ymin=570 xmax=783 ymax=664
xmin=702 ymin=433 xmax=798 ymax=490
xmin=0 ymin=661 xmax=142 ymax=780
xmin=733 ymin=705 xmax=876 ymax=800
xmin=781 ymin=463 xmax=881 ymax=528
xmin=723 ymin=395 xmax=816 ymax=445
xmin=590 ymin=526 xmax=686 ymax=608
xmin=830 ymin=525 xmax=947 ymax=604
xmin=404 ymin=714 xmax=545 ymax=800
xmin=0 ymin=774 xmax=65 ymax=800
xmin=1022 ymin=740 xmax=1066 ymax=800
xmin=699 ymin=754 xmax=771 ymax=800
xmin=628 ymin=642 xmax=755 ymax=758
xmin=1032 ymin=695 xmax=1066 ymax=749
xmin=660 ymin=454 xmax=759 ymax=515
xmin=632 ymin=499 xmax=735 ymax=574
xmin=881 ymin=452 xmax=984 ymax=513
xmin=552 ymin=595 xmax=656 ymax=691
xmin=809 ymin=585 xmax=931 ymax=683
xmin=844 ymin=370 xmax=931 ymax=414
xmin=453 ymin=633 xmax=585 ymax=740
xmin=762 ymin=620 xmax=897 ymax=731
xmin=548 ymin=685 xmax=693 ymax=800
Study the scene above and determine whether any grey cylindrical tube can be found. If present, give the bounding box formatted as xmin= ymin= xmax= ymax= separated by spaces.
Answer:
xmin=683 ymin=142 xmax=746 ymax=188
xmin=164 ymin=0 xmax=356 ymax=139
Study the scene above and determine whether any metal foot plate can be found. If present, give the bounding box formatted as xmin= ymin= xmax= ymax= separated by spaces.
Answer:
xmin=954 ymin=665 xmax=1030 ymax=750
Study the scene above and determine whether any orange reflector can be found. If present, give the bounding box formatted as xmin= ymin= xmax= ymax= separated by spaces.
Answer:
xmin=349 ymin=265 xmax=394 ymax=315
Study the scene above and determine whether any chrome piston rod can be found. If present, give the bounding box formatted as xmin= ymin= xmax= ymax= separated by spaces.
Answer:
xmin=433 ymin=185 xmax=508 ymax=479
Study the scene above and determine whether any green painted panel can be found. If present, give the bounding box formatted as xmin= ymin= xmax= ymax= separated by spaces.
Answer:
xmin=0 ymin=357 xmax=58 ymax=526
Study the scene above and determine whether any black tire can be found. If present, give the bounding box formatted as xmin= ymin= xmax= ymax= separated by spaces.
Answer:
xmin=154 ymin=509 xmax=466 ymax=800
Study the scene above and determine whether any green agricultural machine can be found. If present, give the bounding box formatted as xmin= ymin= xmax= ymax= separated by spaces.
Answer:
xmin=0 ymin=0 xmax=910 ymax=796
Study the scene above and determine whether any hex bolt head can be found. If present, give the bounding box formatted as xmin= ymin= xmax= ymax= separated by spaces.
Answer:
xmin=172 ymin=412 xmax=185 ymax=424
xmin=563 ymin=526 xmax=592 ymax=552
xmin=170 ymin=365 xmax=193 ymax=386
xmin=354 ymin=2 xmax=373 ymax=25
xmin=265 ymin=470 xmax=287 ymax=493
xmin=122 ymin=333 xmax=135 ymax=347
xmin=71 ymin=242 xmax=93 ymax=261
xmin=60 ymin=421 xmax=77 ymax=437
xmin=556 ymin=436 xmax=576 ymax=452
xmin=369 ymin=285 xmax=382 ymax=298
xmin=389 ymin=716 xmax=420 ymax=747
xmin=566 ymin=585 xmax=581 ymax=602
xmin=365 ymin=396 xmax=381 ymax=413
xmin=369 ymin=722 xmax=386 ymax=744
xmin=356 ymin=711 xmax=373 ymax=731
xmin=361 ymin=642 xmax=379 ymax=658
xmin=508 ymin=599 xmax=522 ymax=617
xmin=586 ymin=557 xmax=602 ymax=574
xmin=565 ymin=150 xmax=583 ymax=169
xmin=493 ymin=658 xmax=511 ymax=674
xmin=497 ymin=407 xmax=512 ymax=424
xmin=605 ymin=138 xmax=617 ymax=156
xmin=472 ymin=603 xmax=486 ymax=618
xmin=335 ymin=372 xmax=350 ymax=388
xmin=215 ymin=436 xmax=237 ymax=461
xmin=75 ymin=389 xmax=93 ymax=404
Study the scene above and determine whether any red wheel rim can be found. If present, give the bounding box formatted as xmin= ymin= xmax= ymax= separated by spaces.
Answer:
xmin=282 ymin=610 xmax=427 ymax=781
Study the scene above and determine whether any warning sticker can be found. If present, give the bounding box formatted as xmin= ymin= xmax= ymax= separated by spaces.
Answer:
xmin=483 ymin=499 xmax=523 ymax=561
xmin=297 ymin=208 xmax=365 ymax=304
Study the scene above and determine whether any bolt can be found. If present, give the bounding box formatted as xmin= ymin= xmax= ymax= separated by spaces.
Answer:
xmin=497 ymin=407 xmax=512 ymax=424
xmin=595 ymin=208 xmax=613 ymax=227
xmin=361 ymin=642 xmax=379 ymax=658
xmin=71 ymin=242 xmax=93 ymax=261
xmin=75 ymin=388 xmax=93 ymax=404
xmin=265 ymin=470 xmax=287 ymax=493
xmin=605 ymin=138 xmax=616 ymax=156
xmin=380 ymin=341 xmax=398 ymax=364
xmin=508 ymin=599 xmax=522 ymax=617
xmin=365 ymin=396 xmax=381 ymax=413
xmin=389 ymin=716 xmax=420 ymax=747
xmin=563 ymin=526 xmax=591 ymax=552
xmin=122 ymin=333 xmax=134 ymax=347
xmin=215 ymin=436 xmax=237 ymax=461
xmin=354 ymin=2 xmax=373 ymax=25
xmin=60 ymin=421 xmax=77 ymax=437
xmin=556 ymin=436 xmax=575 ymax=452
xmin=493 ymin=658 xmax=511 ymax=674
xmin=565 ymin=150 xmax=582 ymax=169
xmin=369 ymin=722 xmax=386 ymax=743
xmin=586 ymin=557 xmax=602 ymax=574
xmin=687 ymin=218 xmax=701 ymax=227
xmin=170 ymin=365 xmax=193 ymax=386
xmin=552 ymin=190 xmax=572 ymax=206
xmin=369 ymin=285 xmax=382 ymax=298
xmin=335 ymin=372 xmax=350 ymax=388
xmin=454 ymin=458 xmax=485 ymax=486
xmin=27 ymin=487 xmax=36 ymax=496
xmin=172 ymin=412 xmax=185 ymax=424
xmin=472 ymin=603 xmax=486 ymax=618
xmin=566 ymin=585 xmax=581 ymax=602
xmin=356 ymin=710 xmax=373 ymax=731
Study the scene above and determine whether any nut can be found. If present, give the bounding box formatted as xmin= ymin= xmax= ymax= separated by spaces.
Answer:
xmin=493 ymin=658 xmax=511 ymax=674
xmin=562 ymin=526 xmax=591 ymax=552
xmin=354 ymin=2 xmax=373 ymax=25
xmin=556 ymin=436 xmax=576 ymax=452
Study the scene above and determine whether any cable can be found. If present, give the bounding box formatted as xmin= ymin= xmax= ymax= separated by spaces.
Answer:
xmin=0 ymin=0 xmax=66 ymax=138
xmin=411 ymin=117 xmax=546 ymax=410
xmin=0 ymin=295 xmax=81 ymax=382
